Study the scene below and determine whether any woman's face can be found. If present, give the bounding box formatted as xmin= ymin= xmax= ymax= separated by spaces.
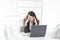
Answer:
xmin=28 ymin=15 xmax=34 ymax=22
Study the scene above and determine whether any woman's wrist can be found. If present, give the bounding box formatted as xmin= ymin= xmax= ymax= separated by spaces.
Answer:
xmin=35 ymin=21 xmax=37 ymax=25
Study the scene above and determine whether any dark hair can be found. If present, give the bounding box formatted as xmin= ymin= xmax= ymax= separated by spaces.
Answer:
xmin=23 ymin=11 xmax=39 ymax=25
xmin=28 ymin=11 xmax=36 ymax=17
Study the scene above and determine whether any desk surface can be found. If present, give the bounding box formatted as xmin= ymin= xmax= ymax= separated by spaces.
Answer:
xmin=7 ymin=32 xmax=60 ymax=40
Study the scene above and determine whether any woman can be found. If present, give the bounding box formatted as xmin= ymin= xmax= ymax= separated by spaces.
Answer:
xmin=23 ymin=11 xmax=39 ymax=33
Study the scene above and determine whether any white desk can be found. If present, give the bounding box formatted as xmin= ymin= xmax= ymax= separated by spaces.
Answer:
xmin=7 ymin=32 xmax=60 ymax=40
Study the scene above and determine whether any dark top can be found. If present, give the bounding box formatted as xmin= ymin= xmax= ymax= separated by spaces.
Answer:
xmin=24 ymin=20 xmax=39 ymax=33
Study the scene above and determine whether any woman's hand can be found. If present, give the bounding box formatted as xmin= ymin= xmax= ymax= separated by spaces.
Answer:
xmin=26 ymin=18 xmax=29 ymax=23
xmin=33 ymin=17 xmax=37 ymax=25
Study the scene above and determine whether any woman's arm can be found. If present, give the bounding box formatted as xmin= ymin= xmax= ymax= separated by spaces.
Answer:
xmin=23 ymin=18 xmax=29 ymax=26
xmin=33 ymin=17 xmax=39 ymax=25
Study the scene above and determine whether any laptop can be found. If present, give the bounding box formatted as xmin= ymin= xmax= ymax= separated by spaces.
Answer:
xmin=30 ymin=25 xmax=47 ymax=37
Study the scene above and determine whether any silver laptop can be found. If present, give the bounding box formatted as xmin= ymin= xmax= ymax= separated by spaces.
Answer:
xmin=30 ymin=25 xmax=47 ymax=37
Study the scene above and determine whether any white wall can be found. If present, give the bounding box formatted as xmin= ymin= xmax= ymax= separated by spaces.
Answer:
xmin=0 ymin=0 xmax=60 ymax=40
xmin=0 ymin=0 xmax=16 ymax=40
xmin=42 ymin=0 xmax=60 ymax=37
